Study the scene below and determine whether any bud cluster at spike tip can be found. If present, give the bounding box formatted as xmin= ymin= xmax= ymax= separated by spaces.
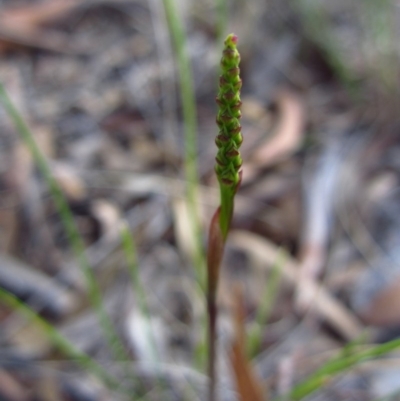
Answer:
xmin=215 ymin=33 xmax=243 ymax=189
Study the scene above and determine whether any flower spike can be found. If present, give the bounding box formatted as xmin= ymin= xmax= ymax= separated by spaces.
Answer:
xmin=215 ymin=33 xmax=243 ymax=237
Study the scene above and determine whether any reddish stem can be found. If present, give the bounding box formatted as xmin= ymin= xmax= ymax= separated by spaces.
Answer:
xmin=207 ymin=207 xmax=225 ymax=401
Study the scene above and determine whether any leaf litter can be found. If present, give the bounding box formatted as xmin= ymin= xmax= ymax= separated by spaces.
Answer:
xmin=1 ymin=0 xmax=400 ymax=400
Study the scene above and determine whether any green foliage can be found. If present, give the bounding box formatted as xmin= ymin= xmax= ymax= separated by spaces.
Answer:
xmin=0 ymin=287 xmax=122 ymax=393
xmin=288 ymin=337 xmax=400 ymax=400
xmin=247 ymin=249 xmax=285 ymax=358
xmin=0 ymin=82 xmax=129 ymax=366
xmin=162 ymin=0 xmax=206 ymax=290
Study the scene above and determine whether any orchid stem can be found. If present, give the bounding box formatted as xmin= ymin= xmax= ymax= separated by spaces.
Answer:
xmin=207 ymin=33 xmax=242 ymax=401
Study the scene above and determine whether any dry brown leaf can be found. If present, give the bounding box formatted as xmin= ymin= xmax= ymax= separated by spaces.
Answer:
xmin=0 ymin=138 xmax=33 ymax=253
xmin=0 ymin=187 xmax=18 ymax=253
xmin=172 ymin=197 xmax=198 ymax=262
xmin=52 ymin=163 xmax=87 ymax=202
xmin=0 ymin=0 xmax=82 ymax=33
xmin=0 ymin=0 xmax=83 ymax=53
xmin=356 ymin=276 xmax=400 ymax=326
xmin=91 ymin=199 xmax=122 ymax=240
xmin=0 ymin=369 xmax=28 ymax=401
xmin=230 ymin=230 xmax=364 ymax=340
xmin=241 ymin=97 xmax=268 ymax=121
xmin=242 ymin=90 xmax=305 ymax=183
xmin=295 ymin=243 xmax=326 ymax=312
xmin=0 ymin=26 xmax=80 ymax=54
xmin=230 ymin=284 xmax=266 ymax=401
xmin=252 ymin=90 xmax=305 ymax=165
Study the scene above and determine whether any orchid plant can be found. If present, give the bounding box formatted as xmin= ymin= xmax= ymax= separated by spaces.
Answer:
xmin=207 ymin=33 xmax=242 ymax=401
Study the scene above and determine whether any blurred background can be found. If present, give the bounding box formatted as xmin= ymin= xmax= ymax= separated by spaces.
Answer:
xmin=1 ymin=0 xmax=400 ymax=400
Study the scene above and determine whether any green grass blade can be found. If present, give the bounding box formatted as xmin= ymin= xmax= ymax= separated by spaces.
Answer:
xmin=289 ymin=338 xmax=400 ymax=400
xmin=0 ymin=81 xmax=128 ymax=366
xmin=215 ymin=0 xmax=228 ymax=44
xmin=122 ymin=223 xmax=206 ymax=395
xmin=248 ymin=248 xmax=284 ymax=358
xmin=293 ymin=0 xmax=357 ymax=93
xmin=162 ymin=0 xmax=206 ymax=290
xmin=0 ymin=287 xmax=120 ymax=391
xmin=121 ymin=224 xmax=198 ymax=401
xmin=120 ymin=225 xmax=156 ymax=361
xmin=120 ymin=224 xmax=169 ymax=397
